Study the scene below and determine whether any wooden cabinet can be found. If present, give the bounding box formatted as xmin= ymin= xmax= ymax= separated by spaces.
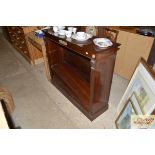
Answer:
xmin=7 ymin=26 xmax=43 ymax=64
xmin=114 ymin=28 xmax=154 ymax=80
xmin=26 ymin=32 xmax=49 ymax=75
xmin=26 ymin=32 xmax=44 ymax=65
xmin=43 ymin=30 xmax=120 ymax=120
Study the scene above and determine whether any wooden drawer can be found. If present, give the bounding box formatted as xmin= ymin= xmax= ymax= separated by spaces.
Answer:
xmin=16 ymin=28 xmax=23 ymax=35
xmin=15 ymin=34 xmax=22 ymax=40
xmin=17 ymin=43 xmax=28 ymax=51
xmin=16 ymin=44 xmax=30 ymax=58
xmin=9 ymin=33 xmax=16 ymax=39
xmin=14 ymin=41 xmax=20 ymax=47
xmin=21 ymin=48 xmax=30 ymax=58
xmin=15 ymin=36 xmax=26 ymax=45
xmin=16 ymin=29 xmax=25 ymax=38
xmin=8 ymin=27 xmax=24 ymax=38
xmin=8 ymin=26 xmax=19 ymax=33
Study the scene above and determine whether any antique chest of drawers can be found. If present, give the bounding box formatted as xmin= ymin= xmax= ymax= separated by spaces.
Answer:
xmin=7 ymin=26 xmax=43 ymax=65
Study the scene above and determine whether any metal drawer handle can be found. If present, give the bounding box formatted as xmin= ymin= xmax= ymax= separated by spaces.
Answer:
xmin=59 ymin=40 xmax=67 ymax=46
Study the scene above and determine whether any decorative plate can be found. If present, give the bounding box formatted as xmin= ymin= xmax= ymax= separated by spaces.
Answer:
xmin=93 ymin=38 xmax=113 ymax=48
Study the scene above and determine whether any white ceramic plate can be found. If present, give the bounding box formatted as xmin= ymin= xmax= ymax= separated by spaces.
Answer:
xmin=93 ymin=38 xmax=113 ymax=48
xmin=72 ymin=33 xmax=92 ymax=41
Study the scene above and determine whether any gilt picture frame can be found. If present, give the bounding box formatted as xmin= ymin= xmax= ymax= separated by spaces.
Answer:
xmin=115 ymin=99 xmax=137 ymax=129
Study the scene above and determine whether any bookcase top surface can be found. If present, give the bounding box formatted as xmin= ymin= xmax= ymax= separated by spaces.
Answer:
xmin=43 ymin=29 xmax=120 ymax=60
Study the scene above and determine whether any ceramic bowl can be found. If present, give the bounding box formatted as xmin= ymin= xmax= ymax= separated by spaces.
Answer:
xmin=93 ymin=38 xmax=113 ymax=48
xmin=76 ymin=32 xmax=86 ymax=39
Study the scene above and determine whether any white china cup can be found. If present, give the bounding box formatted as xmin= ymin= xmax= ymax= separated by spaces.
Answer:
xmin=53 ymin=26 xmax=58 ymax=33
xmin=72 ymin=28 xmax=77 ymax=34
xmin=76 ymin=32 xmax=86 ymax=39
xmin=65 ymin=31 xmax=72 ymax=38
xmin=68 ymin=27 xmax=74 ymax=32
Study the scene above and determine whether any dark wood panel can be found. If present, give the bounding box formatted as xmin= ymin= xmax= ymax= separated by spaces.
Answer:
xmin=64 ymin=49 xmax=91 ymax=82
xmin=52 ymin=63 xmax=90 ymax=110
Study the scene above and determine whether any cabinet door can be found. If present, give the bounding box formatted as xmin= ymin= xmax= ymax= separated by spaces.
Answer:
xmin=122 ymin=33 xmax=154 ymax=80
xmin=114 ymin=30 xmax=129 ymax=75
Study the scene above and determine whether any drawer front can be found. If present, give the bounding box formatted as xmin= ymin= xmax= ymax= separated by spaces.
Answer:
xmin=16 ymin=45 xmax=30 ymax=58
xmin=16 ymin=28 xmax=23 ymax=35
xmin=8 ymin=26 xmax=19 ymax=33
xmin=15 ymin=36 xmax=26 ymax=44
xmin=7 ymin=27 xmax=25 ymax=39
xmin=16 ymin=28 xmax=25 ymax=38
xmin=9 ymin=32 xmax=16 ymax=40
xmin=7 ymin=26 xmax=30 ymax=59
xmin=22 ymin=48 xmax=30 ymax=58
xmin=16 ymin=42 xmax=28 ymax=51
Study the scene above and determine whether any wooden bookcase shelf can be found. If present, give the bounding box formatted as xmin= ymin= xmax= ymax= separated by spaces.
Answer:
xmin=43 ymin=29 xmax=120 ymax=120
xmin=52 ymin=63 xmax=90 ymax=110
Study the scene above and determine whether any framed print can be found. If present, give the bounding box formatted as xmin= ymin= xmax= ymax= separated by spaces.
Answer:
xmin=115 ymin=99 xmax=137 ymax=129
xmin=85 ymin=26 xmax=98 ymax=36
xmin=117 ymin=58 xmax=155 ymax=115
xmin=130 ymin=93 xmax=143 ymax=114
xmin=131 ymin=77 xmax=155 ymax=114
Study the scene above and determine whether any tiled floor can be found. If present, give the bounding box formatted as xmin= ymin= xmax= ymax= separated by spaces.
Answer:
xmin=0 ymin=34 xmax=129 ymax=128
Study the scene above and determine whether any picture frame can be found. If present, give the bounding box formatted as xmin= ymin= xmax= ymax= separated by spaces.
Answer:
xmin=117 ymin=58 xmax=155 ymax=115
xmin=115 ymin=99 xmax=137 ymax=129
xmin=83 ymin=26 xmax=118 ymax=42
xmin=85 ymin=26 xmax=99 ymax=36
xmin=130 ymin=93 xmax=143 ymax=114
